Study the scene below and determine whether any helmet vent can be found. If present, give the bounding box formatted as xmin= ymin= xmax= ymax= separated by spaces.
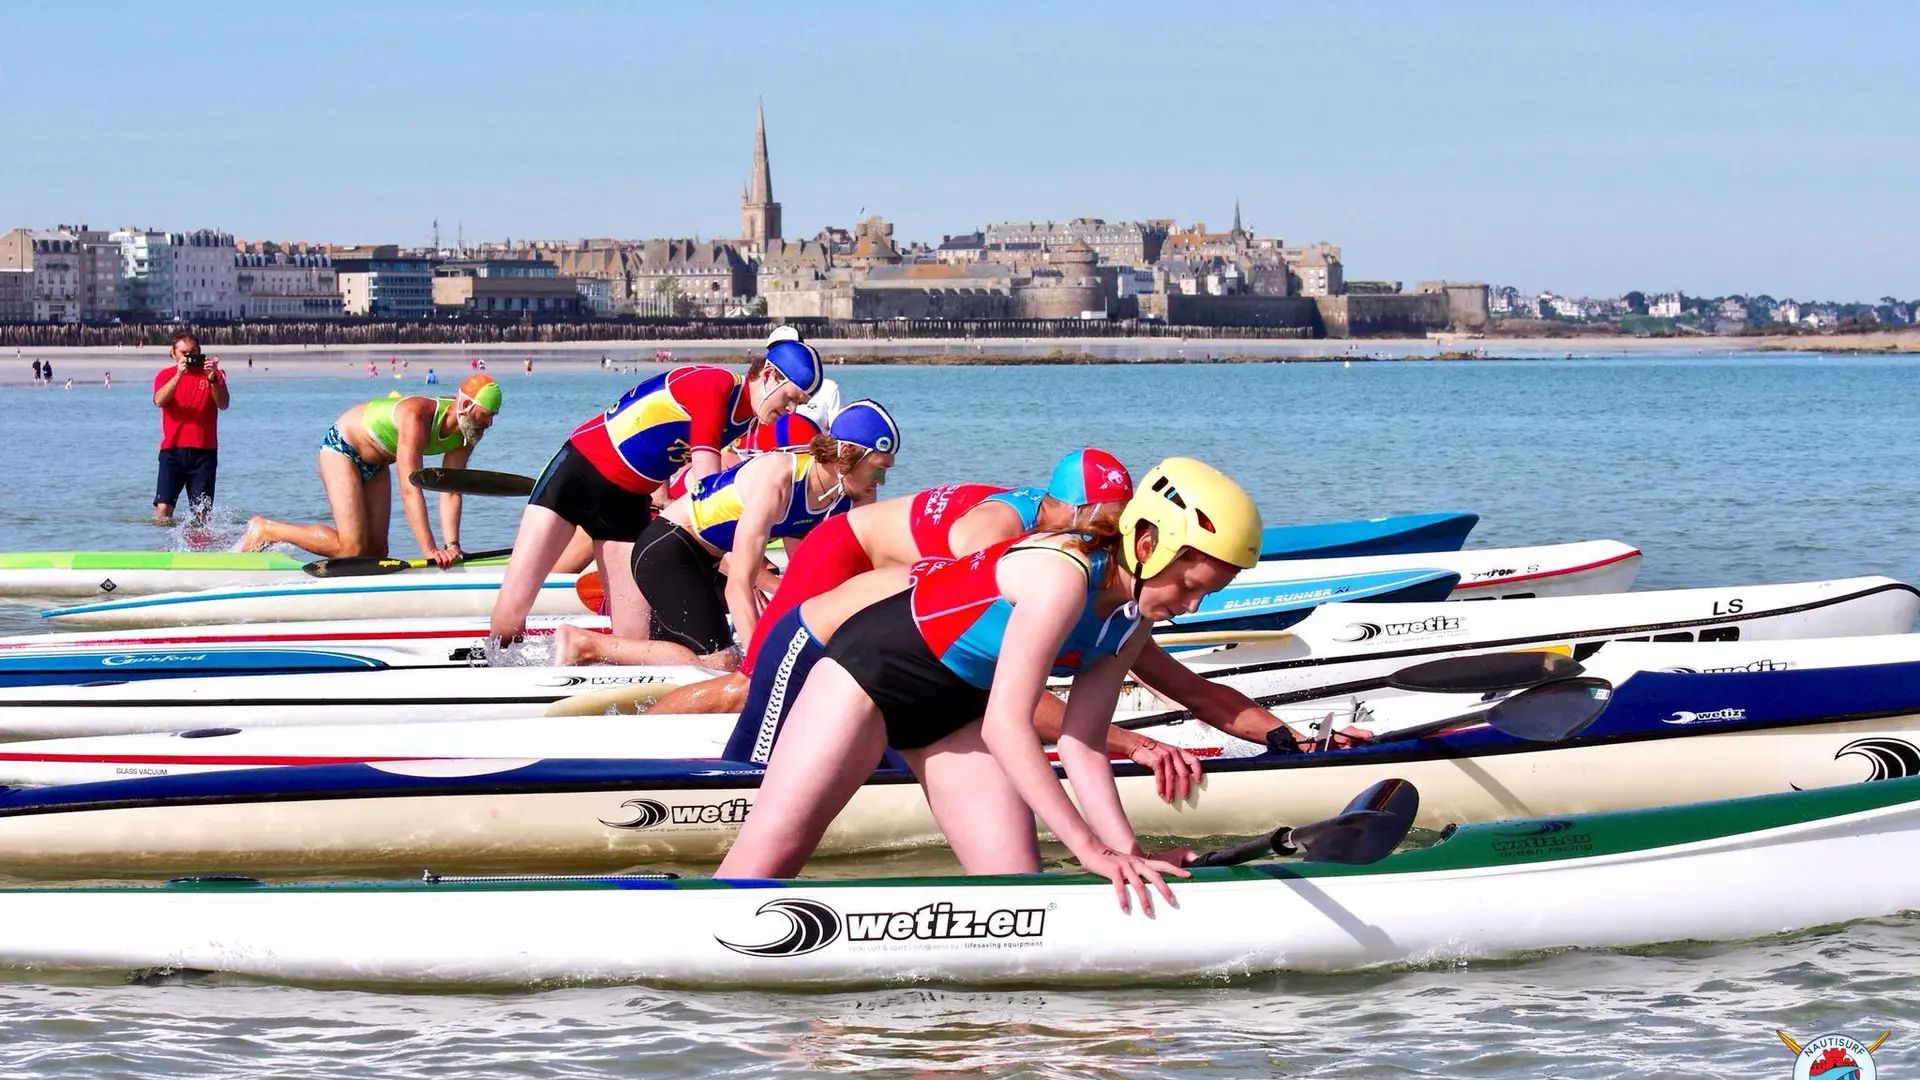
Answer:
xmin=1195 ymin=509 xmax=1218 ymax=534
xmin=1152 ymin=476 xmax=1189 ymax=509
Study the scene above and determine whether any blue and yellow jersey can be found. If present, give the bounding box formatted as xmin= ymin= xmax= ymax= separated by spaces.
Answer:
xmin=567 ymin=366 xmax=753 ymax=493
xmin=687 ymin=451 xmax=852 ymax=551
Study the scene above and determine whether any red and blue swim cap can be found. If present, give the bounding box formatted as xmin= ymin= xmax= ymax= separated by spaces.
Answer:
xmin=1047 ymin=448 xmax=1132 ymax=506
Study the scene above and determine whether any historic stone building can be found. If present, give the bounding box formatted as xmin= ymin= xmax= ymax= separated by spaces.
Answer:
xmin=982 ymin=219 xmax=1166 ymax=266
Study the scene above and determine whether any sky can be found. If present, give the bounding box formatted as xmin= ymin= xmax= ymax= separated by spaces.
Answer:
xmin=3 ymin=1 xmax=1915 ymax=301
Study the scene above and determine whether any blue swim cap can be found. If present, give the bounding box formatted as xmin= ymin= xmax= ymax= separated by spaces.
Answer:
xmin=829 ymin=399 xmax=900 ymax=455
xmin=764 ymin=340 xmax=824 ymax=397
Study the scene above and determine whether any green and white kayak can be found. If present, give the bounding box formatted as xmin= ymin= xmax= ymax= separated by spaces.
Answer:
xmin=0 ymin=551 xmax=312 ymax=600
xmin=0 ymin=777 xmax=1913 ymax=987
xmin=0 ymin=551 xmax=512 ymax=601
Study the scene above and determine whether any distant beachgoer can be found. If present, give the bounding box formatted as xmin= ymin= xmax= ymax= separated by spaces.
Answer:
xmin=30 ymin=359 xmax=42 ymax=384
xmin=524 ymin=356 xmax=533 ymax=375
xmin=239 ymin=374 xmax=502 ymax=562
xmin=425 ymin=369 xmax=437 ymax=384
xmin=469 ymin=358 xmax=478 ymax=371
xmin=103 ymin=372 xmax=112 ymax=389
xmin=42 ymin=360 xmax=52 ymax=384
xmin=63 ymin=378 xmax=72 ymax=390
xmin=247 ymin=356 xmax=254 ymax=369
xmin=477 ymin=358 xmax=487 ymax=371
xmin=401 ymin=358 xmax=409 ymax=372
xmin=152 ymin=331 xmax=230 ymax=526
xmin=367 ymin=361 xmax=377 ymax=378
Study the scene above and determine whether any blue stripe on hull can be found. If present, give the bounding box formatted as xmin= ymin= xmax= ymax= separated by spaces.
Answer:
xmin=1261 ymin=512 xmax=1478 ymax=561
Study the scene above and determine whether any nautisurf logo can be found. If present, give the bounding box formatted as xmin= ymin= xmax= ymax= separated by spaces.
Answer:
xmin=1777 ymin=1030 xmax=1886 ymax=1080
xmin=1334 ymin=615 xmax=1462 ymax=643
xmin=599 ymin=798 xmax=750 ymax=829
xmin=714 ymin=899 xmax=1049 ymax=958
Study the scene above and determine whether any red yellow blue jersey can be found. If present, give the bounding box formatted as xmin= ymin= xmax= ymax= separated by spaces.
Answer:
xmin=735 ymin=413 xmax=821 ymax=457
xmin=568 ymin=366 xmax=753 ymax=494
xmin=907 ymin=534 xmax=1141 ymax=689
xmin=687 ymin=451 xmax=852 ymax=551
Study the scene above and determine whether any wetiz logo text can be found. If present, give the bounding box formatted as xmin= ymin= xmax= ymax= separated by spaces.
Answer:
xmin=1335 ymin=615 xmax=1462 ymax=643
xmin=846 ymin=901 xmax=1048 ymax=944
xmin=599 ymin=797 xmax=750 ymax=830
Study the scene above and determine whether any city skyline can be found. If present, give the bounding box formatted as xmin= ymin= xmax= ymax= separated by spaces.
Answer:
xmin=4 ymin=1 xmax=1916 ymax=302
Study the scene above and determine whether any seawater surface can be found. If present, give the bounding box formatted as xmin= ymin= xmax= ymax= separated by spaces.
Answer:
xmin=0 ymin=350 xmax=1916 ymax=1076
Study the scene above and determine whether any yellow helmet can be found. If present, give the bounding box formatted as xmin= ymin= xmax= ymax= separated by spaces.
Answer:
xmin=1119 ymin=458 xmax=1263 ymax=580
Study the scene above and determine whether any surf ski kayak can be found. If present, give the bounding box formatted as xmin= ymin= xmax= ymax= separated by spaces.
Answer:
xmin=0 ymin=574 xmax=1907 ymax=703
xmin=0 ymin=550 xmax=512 ymax=601
xmin=9 ymin=631 xmax=1919 ymax=781
xmin=4 ymin=657 xmax=1920 ymax=871
xmin=0 ymin=776 xmax=1915 ymax=986
xmin=41 ymin=570 xmax=592 ymax=628
xmin=40 ymin=543 xmax=1513 ymax=629
xmin=1259 ymin=512 xmax=1475 ymax=560
xmin=0 ymin=567 xmax=1465 ymax=689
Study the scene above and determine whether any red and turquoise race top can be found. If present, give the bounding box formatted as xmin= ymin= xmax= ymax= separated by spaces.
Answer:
xmin=908 ymin=535 xmax=1141 ymax=689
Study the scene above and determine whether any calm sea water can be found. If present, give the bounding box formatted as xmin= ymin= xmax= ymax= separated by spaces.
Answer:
xmin=0 ymin=349 xmax=1917 ymax=1076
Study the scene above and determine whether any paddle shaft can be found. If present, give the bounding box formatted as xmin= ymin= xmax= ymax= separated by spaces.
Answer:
xmin=303 ymin=546 xmax=514 ymax=578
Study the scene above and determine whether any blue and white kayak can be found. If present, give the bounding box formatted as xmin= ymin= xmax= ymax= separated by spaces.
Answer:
xmin=3 ymin=656 xmax=1920 ymax=873
xmin=41 ymin=570 xmax=589 ymax=629
xmin=12 ymin=631 xmax=1920 ymax=786
xmin=1260 ymin=511 xmax=1475 ymax=561
xmin=0 ymin=575 xmax=1907 ymax=712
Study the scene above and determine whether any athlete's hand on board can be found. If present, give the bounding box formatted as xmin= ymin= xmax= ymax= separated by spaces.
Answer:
xmin=428 ymin=545 xmax=461 ymax=569
xmin=1077 ymin=845 xmax=1188 ymax=915
xmin=1127 ymin=738 xmax=1205 ymax=803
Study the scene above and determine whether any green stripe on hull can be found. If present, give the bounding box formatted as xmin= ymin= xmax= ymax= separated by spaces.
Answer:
xmin=0 ymin=552 xmax=308 ymax=572
xmin=0 ymin=552 xmax=509 ymax=573
xmin=11 ymin=778 xmax=1919 ymax=898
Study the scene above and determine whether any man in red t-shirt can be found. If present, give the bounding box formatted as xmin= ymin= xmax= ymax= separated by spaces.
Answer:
xmin=151 ymin=331 xmax=231 ymax=525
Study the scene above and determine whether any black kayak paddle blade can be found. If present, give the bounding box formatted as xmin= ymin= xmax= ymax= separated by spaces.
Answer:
xmin=1481 ymin=676 xmax=1612 ymax=741
xmin=1192 ymin=778 xmax=1420 ymax=867
xmin=1388 ymin=651 xmax=1584 ymax=695
xmin=410 ymin=467 xmax=536 ymax=498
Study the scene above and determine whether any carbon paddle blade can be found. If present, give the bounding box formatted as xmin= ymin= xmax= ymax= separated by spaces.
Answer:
xmin=1387 ymin=651 xmax=1584 ymax=695
xmin=1192 ymin=779 xmax=1420 ymax=867
xmin=1292 ymin=778 xmax=1419 ymax=864
xmin=1482 ymin=676 xmax=1613 ymax=741
xmin=410 ymin=468 xmax=536 ymax=497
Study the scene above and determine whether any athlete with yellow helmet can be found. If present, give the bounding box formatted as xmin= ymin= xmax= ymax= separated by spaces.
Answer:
xmin=717 ymin=455 xmax=1271 ymax=915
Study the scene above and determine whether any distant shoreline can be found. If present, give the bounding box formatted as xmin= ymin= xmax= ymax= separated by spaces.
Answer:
xmin=3 ymin=332 xmax=1913 ymax=387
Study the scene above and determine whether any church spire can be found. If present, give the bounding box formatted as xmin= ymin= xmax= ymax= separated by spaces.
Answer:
xmin=1233 ymin=199 xmax=1243 ymax=234
xmin=741 ymin=99 xmax=782 ymax=247
xmin=749 ymin=98 xmax=773 ymax=205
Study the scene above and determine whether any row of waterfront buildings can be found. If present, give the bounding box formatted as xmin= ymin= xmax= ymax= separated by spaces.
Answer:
xmin=1489 ymin=286 xmax=1918 ymax=332
xmin=1 ymin=106 xmax=1488 ymax=336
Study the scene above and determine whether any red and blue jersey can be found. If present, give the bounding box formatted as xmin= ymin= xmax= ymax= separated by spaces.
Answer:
xmin=907 ymin=535 xmax=1141 ymax=690
xmin=567 ymin=366 xmax=753 ymax=494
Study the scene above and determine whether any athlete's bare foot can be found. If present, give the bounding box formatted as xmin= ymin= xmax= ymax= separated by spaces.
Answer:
xmin=554 ymin=623 xmax=603 ymax=666
xmin=235 ymin=515 xmax=271 ymax=552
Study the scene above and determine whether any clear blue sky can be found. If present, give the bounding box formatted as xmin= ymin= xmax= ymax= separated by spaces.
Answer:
xmin=3 ymin=1 xmax=1914 ymax=301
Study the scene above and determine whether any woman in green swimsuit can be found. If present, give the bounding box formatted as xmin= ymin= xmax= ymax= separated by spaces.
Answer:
xmin=240 ymin=374 xmax=501 ymax=564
